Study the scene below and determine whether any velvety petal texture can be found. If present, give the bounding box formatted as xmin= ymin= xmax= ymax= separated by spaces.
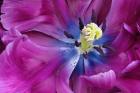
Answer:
xmin=0 ymin=36 xmax=78 ymax=93
xmin=0 ymin=0 xmax=140 ymax=93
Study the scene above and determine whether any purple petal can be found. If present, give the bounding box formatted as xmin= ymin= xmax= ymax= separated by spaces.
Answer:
xmin=116 ymin=79 xmax=140 ymax=93
xmin=56 ymin=51 xmax=80 ymax=93
xmin=31 ymin=75 xmax=56 ymax=93
xmin=121 ymin=60 xmax=140 ymax=79
xmin=0 ymin=36 xmax=77 ymax=93
xmin=82 ymin=0 xmax=112 ymax=24
xmin=78 ymin=70 xmax=116 ymax=93
xmin=107 ymin=0 xmax=140 ymax=32
xmin=1 ymin=0 xmax=42 ymax=30
xmin=82 ymin=70 xmax=116 ymax=88
xmin=111 ymin=28 xmax=134 ymax=54
xmin=107 ymin=53 xmax=130 ymax=74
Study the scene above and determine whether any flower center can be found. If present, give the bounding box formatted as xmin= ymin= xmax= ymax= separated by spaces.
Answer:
xmin=80 ymin=23 xmax=102 ymax=53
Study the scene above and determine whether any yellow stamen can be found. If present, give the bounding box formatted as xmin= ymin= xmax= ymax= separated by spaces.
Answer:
xmin=82 ymin=23 xmax=102 ymax=41
xmin=80 ymin=23 xmax=102 ymax=53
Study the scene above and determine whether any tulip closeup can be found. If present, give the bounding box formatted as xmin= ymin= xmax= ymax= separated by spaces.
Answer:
xmin=0 ymin=0 xmax=140 ymax=93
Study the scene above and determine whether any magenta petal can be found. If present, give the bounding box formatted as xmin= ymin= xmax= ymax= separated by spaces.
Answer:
xmin=1 ymin=0 xmax=140 ymax=93
xmin=107 ymin=0 xmax=140 ymax=32
xmin=0 ymin=46 xmax=31 ymax=93
xmin=121 ymin=60 xmax=140 ymax=79
xmin=111 ymin=28 xmax=134 ymax=54
xmin=123 ymin=23 xmax=136 ymax=35
xmin=70 ymin=75 xmax=82 ymax=93
xmin=31 ymin=75 xmax=56 ymax=93
xmin=23 ymin=31 xmax=73 ymax=48
xmin=0 ymin=36 xmax=77 ymax=93
xmin=116 ymin=79 xmax=140 ymax=93
xmin=52 ymin=0 xmax=73 ymax=24
xmin=10 ymin=37 xmax=76 ymax=80
xmin=2 ymin=25 xmax=71 ymax=46
xmin=82 ymin=0 xmax=112 ymax=24
xmin=77 ymin=70 xmax=116 ymax=93
xmin=55 ymin=53 xmax=80 ymax=93
xmin=127 ymin=42 xmax=140 ymax=61
xmin=67 ymin=0 xmax=93 ymax=20
xmin=96 ymin=0 xmax=112 ymax=24
xmin=107 ymin=53 xmax=130 ymax=74
xmin=0 ymin=24 xmax=5 ymax=53
xmin=1 ymin=0 xmax=66 ymax=35
xmin=82 ymin=70 xmax=116 ymax=88
xmin=12 ymin=15 xmax=52 ymax=32
xmin=2 ymin=28 xmax=22 ymax=44
xmin=32 ymin=24 xmax=69 ymax=42
xmin=56 ymin=52 xmax=80 ymax=93
xmin=0 ymin=78 xmax=30 ymax=93
xmin=1 ymin=0 xmax=42 ymax=30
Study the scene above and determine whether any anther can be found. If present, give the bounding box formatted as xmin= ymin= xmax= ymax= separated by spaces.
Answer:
xmin=75 ymin=41 xmax=81 ymax=47
xmin=79 ymin=18 xmax=84 ymax=30
xmin=93 ymin=46 xmax=104 ymax=55
xmin=101 ymin=20 xmax=106 ymax=31
xmin=64 ymin=31 xmax=74 ymax=39
xmin=83 ymin=52 xmax=88 ymax=59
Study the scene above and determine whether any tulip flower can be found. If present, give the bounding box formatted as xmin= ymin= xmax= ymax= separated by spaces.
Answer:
xmin=0 ymin=0 xmax=140 ymax=93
